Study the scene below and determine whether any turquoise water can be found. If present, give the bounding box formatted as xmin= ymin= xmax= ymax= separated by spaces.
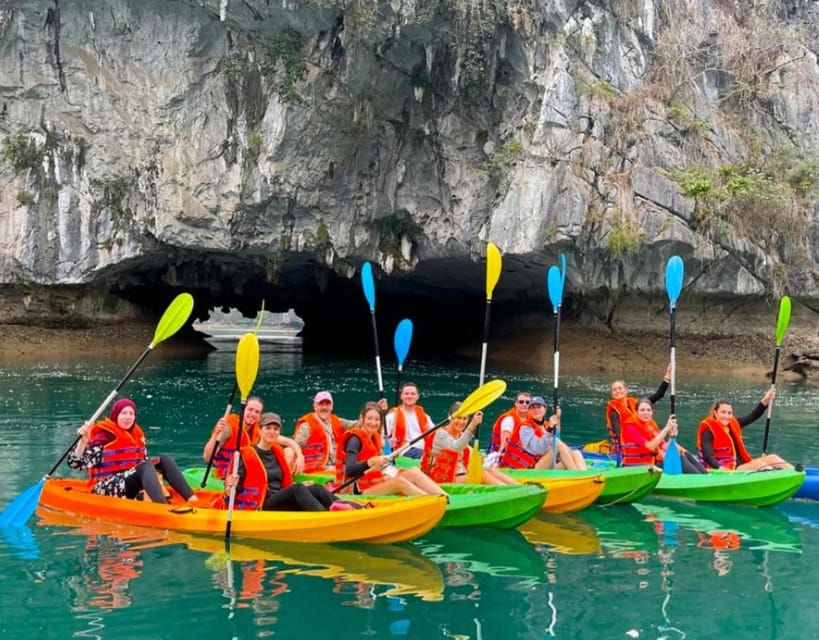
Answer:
xmin=1 ymin=344 xmax=819 ymax=639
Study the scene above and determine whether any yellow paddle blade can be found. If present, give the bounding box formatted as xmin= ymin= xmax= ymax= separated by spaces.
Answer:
xmin=486 ymin=243 xmax=502 ymax=300
xmin=452 ymin=379 xmax=506 ymax=418
xmin=152 ymin=293 xmax=194 ymax=346
xmin=235 ymin=333 xmax=260 ymax=402
xmin=466 ymin=442 xmax=483 ymax=484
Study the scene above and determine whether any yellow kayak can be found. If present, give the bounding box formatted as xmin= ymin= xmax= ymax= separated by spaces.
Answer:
xmin=36 ymin=509 xmax=445 ymax=600
xmin=518 ymin=514 xmax=603 ymax=555
xmin=38 ymin=479 xmax=446 ymax=544
xmin=524 ymin=474 xmax=606 ymax=513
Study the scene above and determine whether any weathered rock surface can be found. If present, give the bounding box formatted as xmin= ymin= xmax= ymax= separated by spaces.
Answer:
xmin=1 ymin=0 xmax=819 ymax=376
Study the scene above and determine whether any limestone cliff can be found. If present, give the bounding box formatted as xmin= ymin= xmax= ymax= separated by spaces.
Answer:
xmin=1 ymin=0 xmax=819 ymax=368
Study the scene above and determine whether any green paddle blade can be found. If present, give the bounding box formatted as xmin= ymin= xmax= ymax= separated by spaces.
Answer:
xmin=152 ymin=293 xmax=194 ymax=346
xmin=235 ymin=333 xmax=260 ymax=402
xmin=452 ymin=380 xmax=507 ymax=418
xmin=486 ymin=243 xmax=502 ymax=300
xmin=776 ymin=296 xmax=791 ymax=346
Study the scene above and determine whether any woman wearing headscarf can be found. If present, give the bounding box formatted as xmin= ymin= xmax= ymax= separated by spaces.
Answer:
xmin=68 ymin=398 xmax=197 ymax=504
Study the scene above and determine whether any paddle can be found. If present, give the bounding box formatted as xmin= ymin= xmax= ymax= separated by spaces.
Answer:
xmin=663 ymin=256 xmax=684 ymax=475
xmin=0 ymin=293 xmax=195 ymax=528
xmin=361 ymin=262 xmax=385 ymax=400
xmin=466 ymin=243 xmax=502 ymax=483
xmin=393 ymin=319 xmax=413 ymax=408
xmin=201 ymin=302 xmax=266 ymax=488
xmin=762 ymin=296 xmax=791 ymax=454
xmin=388 ymin=318 xmax=413 ymax=455
xmin=547 ymin=264 xmax=565 ymax=468
xmin=224 ymin=332 xmax=260 ymax=550
xmin=334 ymin=379 xmax=507 ymax=494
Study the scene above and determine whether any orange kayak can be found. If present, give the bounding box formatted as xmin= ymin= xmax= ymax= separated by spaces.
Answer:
xmin=529 ymin=474 xmax=606 ymax=513
xmin=38 ymin=479 xmax=446 ymax=544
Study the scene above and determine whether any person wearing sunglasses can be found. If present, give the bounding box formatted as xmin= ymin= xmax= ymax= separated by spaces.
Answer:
xmin=485 ymin=392 xmax=532 ymax=462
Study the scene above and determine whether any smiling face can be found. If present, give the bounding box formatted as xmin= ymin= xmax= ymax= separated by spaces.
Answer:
xmin=400 ymin=385 xmax=419 ymax=407
xmin=243 ymin=399 xmax=263 ymax=427
xmin=636 ymin=401 xmax=653 ymax=422
xmin=449 ymin=415 xmax=468 ymax=433
xmin=514 ymin=394 xmax=531 ymax=417
xmin=314 ymin=399 xmax=333 ymax=419
xmin=116 ymin=406 xmax=136 ymax=430
xmin=361 ymin=408 xmax=382 ymax=434
xmin=610 ymin=380 xmax=628 ymax=400
xmin=528 ymin=403 xmax=546 ymax=419
xmin=713 ymin=402 xmax=734 ymax=426
xmin=258 ymin=422 xmax=281 ymax=446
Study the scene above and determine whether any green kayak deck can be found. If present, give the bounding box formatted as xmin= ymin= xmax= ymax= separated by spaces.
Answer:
xmin=506 ymin=466 xmax=661 ymax=505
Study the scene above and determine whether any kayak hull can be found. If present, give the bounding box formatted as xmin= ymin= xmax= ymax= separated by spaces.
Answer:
xmin=653 ymin=469 xmax=806 ymax=506
xmin=38 ymin=479 xmax=446 ymax=543
xmin=522 ymin=474 xmax=606 ymax=513
xmin=507 ymin=466 xmax=661 ymax=505
xmin=793 ymin=466 xmax=819 ymax=500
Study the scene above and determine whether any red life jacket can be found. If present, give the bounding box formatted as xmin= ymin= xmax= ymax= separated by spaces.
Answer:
xmin=606 ymin=397 xmax=638 ymax=454
xmin=487 ymin=408 xmax=527 ymax=454
xmin=696 ymin=417 xmax=752 ymax=470
xmin=336 ymin=428 xmax=384 ymax=491
xmin=421 ymin=427 xmax=472 ymax=483
xmin=87 ymin=419 xmax=147 ymax=486
xmin=213 ymin=414 xmax=260 ymax=479
xmin=296 ymin=412 xmax=345 ymax=472
xmin=390 ymin=405 xmax=430 ymax=448
xmin=223 ymin=444 xmax=293 ymax=511
xmin=499 ymin=421 xmax=546 ymax=469
xmin=620 ymin=418 xmax=661 ymax=466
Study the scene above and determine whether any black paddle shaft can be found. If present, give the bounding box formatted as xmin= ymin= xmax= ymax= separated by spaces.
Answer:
xmin=202 ymin=383 xmax=239 ymax=488
xmin=46 ymin=344 xmax=155 ymax=478
xmin=333 ymin=414 xmax=453 ymax=494
xmin=762 ymin=346 xmax=781 ymax=454
xmin=670 ymin=308 xmax=677 ymax=416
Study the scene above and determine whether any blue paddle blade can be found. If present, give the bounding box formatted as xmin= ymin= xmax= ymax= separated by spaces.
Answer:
xmin=1 ymin=525 xmax=40 ymax=560
xmin=664 ymin=439 xmax=682 ymax=475
xmin=0 ymin=478 xmax=45 ymax=528
xmin=560 ymin=254 xmax=567 ymax=288
xmin=665 ymin=256 xmax=684 ymax=310
xmin=393 ymin=318 xmax=413 ymax=367
xmin=547 ymin=266 xmax=563 ymax=313
xmin=361 ymin=262 xmax=375 ymax=311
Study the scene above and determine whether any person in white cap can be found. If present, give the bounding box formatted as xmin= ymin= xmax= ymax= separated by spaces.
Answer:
xmin=294 ymin=391 xmax=387 ymax=473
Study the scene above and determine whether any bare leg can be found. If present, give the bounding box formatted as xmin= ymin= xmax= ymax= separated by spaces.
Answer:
xmin=400 ymin=468 xmax=448 ymax=495
xmin=736 ymin=454 xmax=792 ymax=471
xmin=533 ymin=450 xmax=556 ymax=470
xmin=363 ymin=476 xmax=427 ymax=497
xmin=482 ymin=467 xmax=518 ymax=485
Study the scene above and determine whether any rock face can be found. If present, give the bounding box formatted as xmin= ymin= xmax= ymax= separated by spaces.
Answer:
xmin=1 ymin=0 xmax=819 ymax=370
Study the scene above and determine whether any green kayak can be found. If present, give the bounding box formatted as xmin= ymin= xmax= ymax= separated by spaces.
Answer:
xmin=185 ymin=467 xmax=546 ymax=528
xmin=652 ymin=469 xmax=805 ymax=506
xmin=506 ymin=465 xmax=661 ymax=505
xmin=368 ymin=483 xmax=547 ymax=529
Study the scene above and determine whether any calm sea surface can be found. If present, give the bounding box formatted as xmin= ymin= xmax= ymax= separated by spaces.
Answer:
xmin=1 ymin=342 xmax=819 ymax=639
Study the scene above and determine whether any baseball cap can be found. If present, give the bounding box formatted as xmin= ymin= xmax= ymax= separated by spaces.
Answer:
xmin=259 ymin=412 xmax=282 ymax=427
xmin=314 ymin=391 xmax=333 ymax=403
xmin=529 ymin=396 xmax=547 ymax=407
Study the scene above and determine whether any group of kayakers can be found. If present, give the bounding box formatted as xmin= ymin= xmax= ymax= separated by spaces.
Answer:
xmin=67 ymin=368 xmax=794 ymax=513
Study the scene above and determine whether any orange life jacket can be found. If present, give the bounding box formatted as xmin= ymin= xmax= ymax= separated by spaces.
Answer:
xmin=606 ymin=397 xmax=638 ymax=454
xmin=336 ymin=428 xmax=384 ymax=491
xmin=421 ymin=427 xmax=472 ymax=483
xmin=213 ymin=414 xmax=260 ymax=479
xmin=390 ymin=405 xmax=431 ymax=448
xmin=499 ymin=421 xmax=546 ymax=469
xmin=223 ymin=444 xmax=293 ymax=511
xmin=296 ymin=412 xmax=345 ymax=472
xmin=87 ymin=420 xmax=147 ymax=486
xmin=620 ymin=418 xmax=661 ymax=466
xmin=487 ymin=408 xmax=528 ymax=454
xmin=696 ymin=417 xmax=752 ymax=470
